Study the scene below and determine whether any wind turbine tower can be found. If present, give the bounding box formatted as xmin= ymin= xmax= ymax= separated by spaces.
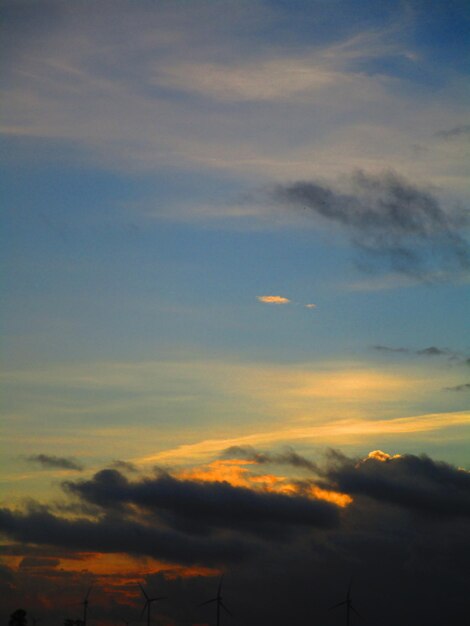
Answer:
xmin=198 ymin=577 xmax=232 ymax=626
xmin=329 ymin=578 xmax=361 ymax=626
xmin=82 ymin=586 xmax=92 ymax=626
xmin=138 ymin=583 xmax=167 ymax=626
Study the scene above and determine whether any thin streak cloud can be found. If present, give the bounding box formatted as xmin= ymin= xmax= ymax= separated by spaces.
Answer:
xmin=26 ymin=454 xmax=84 ymax=471
xmin=138 ymin=410 xmax=470 ymax=465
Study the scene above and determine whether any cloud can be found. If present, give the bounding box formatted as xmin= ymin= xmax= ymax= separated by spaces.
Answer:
xmin=222 ymin=445 xmax=320 ymax=474
xmin=19 ymin=557 xmax=60 ymax=569
xmin=305 ymin=303 xmax=317 ymax=308
xmin=373 ymin=344 xmax=452 ymax=357
xmin=1 ymin=0 xmax=468 ymax=192
xmin=1 ymin=449 xmax=470 ymax=625
xmin=444 ymin=383 xmax=470 ymax=392
xmin=374 ymin=345 xmax=410 ymax=353
xmin=0 ymin=465 xmax=340 ymax=572
xmin=416 ymin=346 xmax=448 ymax=356
xmin=321 ymin=449 xmax=470 ymax=519
xmin=273 ymin=170 xmax=470 ymax=278
xmin=142 ymin=410 xmax=470 ymax=464
xmin=256 ymin=295 xmax=290 ymax=304
xmin=63 ymin=469 xmax=339 ymax=538
xmin=26 ymin=454 xmax=84 ymax=471
xmin=435 ymin=124 xmax=470 ymax=140
xmin=110 ymin=459 xmax=139 ymax=473
xmin=0 ymin=505 xmax=253 ymax=568
xmin=373 ymin=344 xmax=469 ymax=365
xmin=223 ymin=445 xmax=470 ymax=521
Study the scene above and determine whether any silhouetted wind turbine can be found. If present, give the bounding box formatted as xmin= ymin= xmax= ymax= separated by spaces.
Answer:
xmin=138 ymin=583 xmax=167 ymax=626
xmin=329 ymin=578 xmax=361 ymax=626
xmin=198 ymin=576 xmax=232 ymax=626
xmin=82 ymin=586 xmax=93 ymax=626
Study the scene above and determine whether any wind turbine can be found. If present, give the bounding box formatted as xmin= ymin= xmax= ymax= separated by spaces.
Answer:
xmin=82 ymin=586 xmax=93 ymax=626
xmin=198 ymin=576 xmax=232 ymax=626
xmin=329 ymin=578 xmax=361 ymax=626
xmin=138 ymin=583 xmax=167 ymax=626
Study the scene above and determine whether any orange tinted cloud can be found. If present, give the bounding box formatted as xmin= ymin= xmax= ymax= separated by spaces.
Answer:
xmin=366 ymin=450 xmax=401 ymax=462
xmin=178 ymin=459 xmax=292 ymax=494
xmin=309 ymin=486 xmax=353 ymax=508
xmin=257 ymin=295 xmax=290 ymax=304
xmin=176 ymin=458 xmax=353 ymax=508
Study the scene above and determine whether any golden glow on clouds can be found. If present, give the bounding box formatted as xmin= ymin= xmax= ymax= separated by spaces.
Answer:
xmin=309 ymin=486 xmax=353 ymax=508
xmin=176 ymin=458 xmax=353 ymax=508
xmin=366 ymin=450 xmax=402 ymax=462
xmin=178 ymin=459 xmax=292 ymax=492
xmin=176 ymin=458 xmax=351 ymax=508
xmin=257 ymin=295 xmax=291 ymax=304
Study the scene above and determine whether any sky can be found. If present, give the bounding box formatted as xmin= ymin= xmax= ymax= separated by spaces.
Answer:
xmin=1 ymin=1 xmax=469 ymax=625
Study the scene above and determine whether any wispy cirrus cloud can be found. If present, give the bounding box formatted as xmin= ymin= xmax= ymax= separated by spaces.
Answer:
xmin=139 ymin=410 xmax=470 ymax=465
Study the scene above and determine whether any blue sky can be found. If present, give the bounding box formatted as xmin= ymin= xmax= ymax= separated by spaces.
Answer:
xmin=1 ymin=0 xmax=469 ymax=494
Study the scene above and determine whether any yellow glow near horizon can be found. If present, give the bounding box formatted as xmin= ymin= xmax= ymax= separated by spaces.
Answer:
xmin=138 ymin=410 xmax=470 ymax=465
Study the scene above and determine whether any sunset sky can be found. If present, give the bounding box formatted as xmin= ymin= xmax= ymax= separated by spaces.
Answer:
xmin=1 ymin=1 xmax=469 ymax=625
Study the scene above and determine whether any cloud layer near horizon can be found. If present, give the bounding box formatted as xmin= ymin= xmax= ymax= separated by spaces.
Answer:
xmin=1 ymin=448 xmax=470 ymax=625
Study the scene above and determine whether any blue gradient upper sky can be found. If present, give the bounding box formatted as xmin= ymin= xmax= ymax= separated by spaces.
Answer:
xmin=1 ymin=0 xmax=469 ymax=495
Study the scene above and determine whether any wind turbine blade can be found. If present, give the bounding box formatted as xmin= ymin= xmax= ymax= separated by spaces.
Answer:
xmin=218 ymin=575 xmax=224 ymax=596
xmin=351 ymin=605 xmax=362 ymax=618
xmin=150 ymin=596 xmax=168 ymax=602
xmin=139 ymin=602 xmax=148 ymax=620
xmin=220 ymin=601 xmax=233 ymax=617
xmin=198 ymin=598 xmax=217 ymax=607
xmin=138 ymin=583 xmax=149 ymax=601
xmin=328 ymin=600 xmax=347 ymax=610
xmin=85 ymin=586 xmax=93 ymax=601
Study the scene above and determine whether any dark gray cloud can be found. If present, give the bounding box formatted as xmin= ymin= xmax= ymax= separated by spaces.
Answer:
xmin=1 ymin=450 xmax=470 ymax=626
xmin=0 ymin=506 xmax=254 ymax=567
xmin=373 ymin=344 xmax=412 ymax=353
xmin=26 ymin=454 xmax=84 ymax=471
xmin=224 ymin=446 xmax=470 ymax=520
xmin=222 ymin=445 xmax=320 ymax=473
xmin=19 ymin=556 xmax=60 ymax=569
xmin=322 ymin=450 xmax=470 ymax=519
xmin=63 ymin=468 xmax=338 ymax=538
xmin=0 ymin=467 xmax=340 ymax=575
xmin=435 ymin=124 xmax=470 ymax=139
xmin=444 ymin=382 xmax=470 ymax=392
xmin=273 ymin=170 xmax=469 ymax=278
xmin=372 ymin=344 xmax=468 ymax=364
xmin=417 ymin=346 xmax=448 ymax=356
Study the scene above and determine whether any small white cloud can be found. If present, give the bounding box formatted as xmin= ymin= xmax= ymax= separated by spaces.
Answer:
xmin=305 ymin=303 xmax=317 ymax=309
xmin=257 ymin=295 xmax=290 ymax=304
